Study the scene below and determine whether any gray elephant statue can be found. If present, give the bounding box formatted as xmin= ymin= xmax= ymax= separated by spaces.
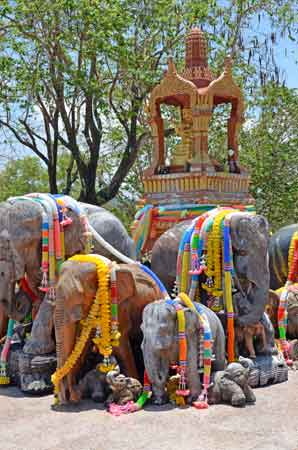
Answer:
xmin=208 ymin=362 xmax=256 ymax=407
xmin=141 ymin=298 xmax=226 ymax=405
xmin=0 ymin=194 xmax=136 ymax=393
xmin=150 ymin=211 xmax=276 ymax=359
xmin=105 ymin=365 xmax=143 ymax=406
xmin=269 ymin=223 xmax=298 ymax=290
xmin=151 ymin=212 xmax=270 ymax=328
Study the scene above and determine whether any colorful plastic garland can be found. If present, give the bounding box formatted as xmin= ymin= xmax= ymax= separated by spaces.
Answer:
xmin=276 ymin=231 xmax=298 ymax=362
xmin=175 ymin=207 xmax=250 ymax=362
xmin=132 ymin=203 xmax=255 ymax=259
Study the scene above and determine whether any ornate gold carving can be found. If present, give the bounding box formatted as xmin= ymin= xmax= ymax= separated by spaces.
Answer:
xmin=148 ymin=58 xmax=198 ymax=116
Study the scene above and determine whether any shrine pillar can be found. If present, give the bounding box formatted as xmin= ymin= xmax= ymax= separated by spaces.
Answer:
xmin=190 ymin=94 xmax=214 ymax=173
xmin=145 ymin=115 xmax=165 ymax=176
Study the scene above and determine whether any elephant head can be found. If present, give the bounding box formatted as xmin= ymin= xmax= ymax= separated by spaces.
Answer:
xmin=222 ymin=362 xmax=250 ymax=388
xmin=0 ymin=230 xmax=26 ymax=320
xmin=229 ymin=213 xmax=270 ymax=326
xmin=0 ymin=199 xmax=90 ymax=327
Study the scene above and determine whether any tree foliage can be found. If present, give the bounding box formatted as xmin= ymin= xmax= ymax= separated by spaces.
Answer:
xmin=0 ymin=0 xmax=297 ymax=208
xmin=240 ymin=85 xmax=298 ymax=231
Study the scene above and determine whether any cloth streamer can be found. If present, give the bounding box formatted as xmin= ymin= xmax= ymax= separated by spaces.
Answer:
xmin=175 ymin=208 xmax=252 ymax=363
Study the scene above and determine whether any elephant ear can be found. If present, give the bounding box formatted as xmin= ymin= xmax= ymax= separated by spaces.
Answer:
xmin=230 ymin=213 xmax=269 ymax=252
xmin=115 ymin=266 xmax=137 ymax=302
xmin=0 ymin=230 xmax=24 ymax=281
xmin=63 ymin=209 xmax=87 ymax=258
xmin=230 ymin=213 xmax=269 ymax=287
xmin=56 ymin=261 xmax=96 ymax=323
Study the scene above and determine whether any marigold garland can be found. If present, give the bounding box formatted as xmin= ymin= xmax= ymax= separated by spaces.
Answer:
xmin=176 ymin=208 xmax=242 ymax=363
xmin=51 ymin=254 xmax=120 ymax=403
xmin=288 ymin=232 xmax=298 ymax=277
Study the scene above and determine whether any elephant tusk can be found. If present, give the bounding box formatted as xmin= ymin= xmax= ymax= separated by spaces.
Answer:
xmin=88 ymin=224 xmax=135 ymax=265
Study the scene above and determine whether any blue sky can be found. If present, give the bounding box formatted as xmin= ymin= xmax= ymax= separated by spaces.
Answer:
xmin=275 ymin=37 xmax=297 ymax=88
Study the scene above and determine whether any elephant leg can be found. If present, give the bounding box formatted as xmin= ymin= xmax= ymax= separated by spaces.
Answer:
xmin=221 ymin=379 xmax=246 ymax=407
xmin=186 ymin=335 xmax=201 ymax=403
xmin=244 ymin=332 xmax=256 ymax=359
xmin=242 ymin=384 xmax=256 ymax=403
xmin=57 ymin=322 xmax=78 ymax=403
xmin=212 ymin=329 xmax=226 ymax=371
xmin=23 ymin=299 xmax=55 ymax=355
xmin=230 ymin=384 xmax=246 ymax=407
xmin=115 ymin=332 xmax=139 ymax=380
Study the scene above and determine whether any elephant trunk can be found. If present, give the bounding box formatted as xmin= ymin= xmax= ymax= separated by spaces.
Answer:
xmin=237 ymin=286 xmax=268 ymax=326
xmin=5 ymin=287 xmax=32 ymax=322
xmin=54 ymin=291 xmax=70 ymax=404
xmin=106 ymin=365 xmax=121 ymax=388
xmin=143 ymin=343 xmax=170 ymax=390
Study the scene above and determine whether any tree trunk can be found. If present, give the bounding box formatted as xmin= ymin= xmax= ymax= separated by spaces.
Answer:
xmin=48 ymin=163 xmax=58 ymax=194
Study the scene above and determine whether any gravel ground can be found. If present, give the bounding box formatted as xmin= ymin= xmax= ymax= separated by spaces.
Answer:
xmin=0 ymin=372 xmax=298 ymax=450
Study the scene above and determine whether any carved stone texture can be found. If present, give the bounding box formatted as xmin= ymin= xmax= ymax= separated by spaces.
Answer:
xmin=18 ymin=351 xmax=56 ymax=394
xmin=208 ymin=362 xmax=256 ymax=407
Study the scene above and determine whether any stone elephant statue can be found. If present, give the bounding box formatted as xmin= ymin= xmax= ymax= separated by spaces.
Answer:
xmin=54 ymin=260 xmax=162 ymax=403
xmin=208 ymin=362 xmax=256 ymax=407
xmin=269 ymin=224 xmax=298 ymax=290
xmin=141 ymin=298 xmax=226 ymax=405
xmin=151 ymin=212 xmax=270 ymax=328
xmin=105 ymin=365 xmax=143 ymax=406
xmin=0 ymin=196 xmax=135 ymax=353
xmin=267 ymin=286 xmax=298 ymax=340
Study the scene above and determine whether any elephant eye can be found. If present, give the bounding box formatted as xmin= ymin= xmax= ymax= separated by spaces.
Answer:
xmin=0 ymin=272 xmax=4 ymax=277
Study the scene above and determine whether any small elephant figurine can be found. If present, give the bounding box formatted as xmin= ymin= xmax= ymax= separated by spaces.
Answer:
xmin=209 ymin=362 xmax=256 ymax=407
xmin=75 ymin=364 xmax=110 ymax=403
xmin=105 ymin=366 xmax=143 ymax=406
xmin=236 ymin=322 xmax=267 ymax=359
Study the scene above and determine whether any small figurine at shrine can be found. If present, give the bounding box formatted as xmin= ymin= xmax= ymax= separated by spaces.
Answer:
xmin=171 ymin=108 xmax=193 ymax=167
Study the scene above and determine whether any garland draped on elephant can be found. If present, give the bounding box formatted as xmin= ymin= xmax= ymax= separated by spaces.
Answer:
xmin=151 ymin=212 xmax=270 ymax=329
xmin=0 ymin=196 xmax=135 ymax=353
xmin=150 ymin=211 xmax=275 ymax=360
xmin=141 ymin=298 xmax=226 ymax=405
xmin=268 ymin=224 xmax=298 ymax=341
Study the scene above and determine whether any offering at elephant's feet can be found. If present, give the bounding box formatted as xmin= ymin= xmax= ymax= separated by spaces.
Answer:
xmin=108 ymin=400 xmax=139 ymax=416
xmin=193 ymin=400 xmax=208 ymax=409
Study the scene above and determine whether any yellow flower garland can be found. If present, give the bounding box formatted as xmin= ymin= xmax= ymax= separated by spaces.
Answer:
xmin=288 ymin=232 xmax=298 ymax=274
xmin=205 ymin=210 xmax=235 ymax=297
xmin=51 ymin=254 xmax=119 ymax=402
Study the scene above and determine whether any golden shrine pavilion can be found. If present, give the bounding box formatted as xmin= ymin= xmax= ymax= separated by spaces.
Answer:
xmin=142 ymin=27 xmax=253 ymax=206
xmin=132 ymin=28 xmax=255 ymax=259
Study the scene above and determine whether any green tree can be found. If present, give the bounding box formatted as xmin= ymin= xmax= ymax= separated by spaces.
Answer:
xmin=0 ymin=152 xmax=81 ymax=201
xmin=0 ymin=0 xmax=296 ymax=206
xmin=0 ymin=156 xmax=48 ymax=200
xmin=240 ymin=84 xmax=298 ymax=231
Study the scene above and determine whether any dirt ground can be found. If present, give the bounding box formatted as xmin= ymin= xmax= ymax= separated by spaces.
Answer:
xmin=0 ymin=372 xmax=298 ymax=450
